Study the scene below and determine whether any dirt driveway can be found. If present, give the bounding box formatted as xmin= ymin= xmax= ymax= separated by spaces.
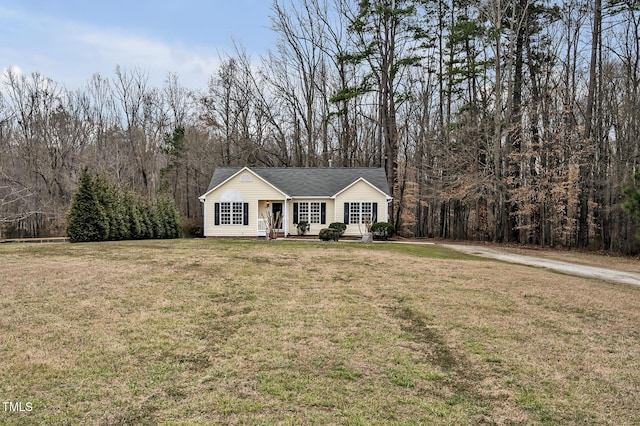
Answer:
xmin=441 ymin=244 xmax=640 ymax=287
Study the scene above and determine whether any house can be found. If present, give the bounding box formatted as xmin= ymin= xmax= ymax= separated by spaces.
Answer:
xmin=198 ymin=167 xmax=392 ymax=237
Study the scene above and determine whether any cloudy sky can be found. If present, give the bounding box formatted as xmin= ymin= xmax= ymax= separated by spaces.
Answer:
xmin=0 ymin=0 xmax=276 ymax=90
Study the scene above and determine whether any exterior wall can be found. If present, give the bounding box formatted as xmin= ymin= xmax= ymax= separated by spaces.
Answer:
xmin=335 ymin=181 xmax=389 ymax=237
xmin=203 ymin=171 xmax=286 ymax=237
xmin=287 ymin=199 xmax=335 ymax=236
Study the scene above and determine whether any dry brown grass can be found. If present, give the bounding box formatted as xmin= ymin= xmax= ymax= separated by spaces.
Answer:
xmin=0 ymin=239 xmax=639 ymax=425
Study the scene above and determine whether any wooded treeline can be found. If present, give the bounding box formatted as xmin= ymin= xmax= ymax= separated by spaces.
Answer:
xmin=1 ymin=0 xmax=639 ymax=252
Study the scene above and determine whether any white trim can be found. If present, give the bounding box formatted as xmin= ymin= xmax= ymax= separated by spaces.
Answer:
xmin=202 ymin=199 xmax=207 ymax=236
xmin=346 ymin=201 xmax=374 ymax=225
xmin=257 ymin=218 xmax=267 ymax=237
xmin=295 ymin=201 xmax=324 ymax=225
xmin=218 ymin=201 xmax=245 ymax=225
xmin=343 ymin=200 xmax=388 ymax=223
xmin=283 ymin=200 xmax=289 ymax=236
xmin=256 ymin=200 xmax=265 ymax=236
xmin=290 ymin=196 xmax=330 ymax=199
xmin=332 ymin=177 xmax=393 ymax=200
xmin=199 ymin=167 xmax=290 ymax=200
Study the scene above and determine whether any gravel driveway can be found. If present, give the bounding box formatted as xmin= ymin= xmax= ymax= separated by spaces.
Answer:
xmin=442 ymin=244 xmax=640 ymax=287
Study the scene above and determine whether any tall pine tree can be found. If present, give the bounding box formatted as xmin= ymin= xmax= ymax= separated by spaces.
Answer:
xmin=66 ymin=167 xmax=109 ymax=243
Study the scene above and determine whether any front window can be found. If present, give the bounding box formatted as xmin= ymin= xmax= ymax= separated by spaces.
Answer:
xmin=349 ymin=202 xmax=374 ymax=224
xmin=221 ymin=202 xmax=244 ymax=225
xmin=298 ymin=202 xmax=322 ymax=224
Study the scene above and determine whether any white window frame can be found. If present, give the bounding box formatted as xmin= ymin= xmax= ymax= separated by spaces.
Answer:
xmin=298 ymin=202 xmax=309 ymax=223
xmin=361 ymin=202 xmax=373 ymax=224
xmin=309 ymin=202 xmax=321 ymax=224
xmin=349 ymin=202 xmax=360 ymax=225
xmin=220 ymin=201 xmax=244 ymax=225
xmin=220 ymin=202 xmax=231 ymax=225
xmin=298 ymin=202 xmax=322 ymax=224
xmin=349 ymin=201 xmax=373 ymax=224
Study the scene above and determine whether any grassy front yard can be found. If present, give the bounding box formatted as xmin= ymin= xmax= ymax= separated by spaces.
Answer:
xmin=1 ymin=239 xmax=639 ymax=424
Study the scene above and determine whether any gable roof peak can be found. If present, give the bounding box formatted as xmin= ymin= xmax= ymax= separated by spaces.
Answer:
xmin=202 ymin=166 xmax=390 ymax=198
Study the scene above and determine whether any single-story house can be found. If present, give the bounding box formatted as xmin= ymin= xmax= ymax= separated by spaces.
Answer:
xmin=199 ymin=167 xmax=392 ymax=237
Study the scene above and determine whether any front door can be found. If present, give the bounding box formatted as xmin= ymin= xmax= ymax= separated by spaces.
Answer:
xmin=272 ymin=203 xmax=283 ymax=230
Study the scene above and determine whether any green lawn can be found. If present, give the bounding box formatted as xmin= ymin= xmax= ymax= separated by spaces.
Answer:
xmin=0 ymin=239 xmax=639 ymax=424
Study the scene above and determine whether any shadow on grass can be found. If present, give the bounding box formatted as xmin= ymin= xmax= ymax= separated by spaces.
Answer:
xmin=269 ymin=238 xmax=484 ymax=260
xmin=364 ymin=242 xmax=484 ymax=261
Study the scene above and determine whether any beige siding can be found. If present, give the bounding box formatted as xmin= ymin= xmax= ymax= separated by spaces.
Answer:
xmin=287 ymin=199 xmax=336 ymax=236
xmin=203 ymin=171 xmax=286 ymax=237
xmin=335 ymin=180 xmax=389 ymax=236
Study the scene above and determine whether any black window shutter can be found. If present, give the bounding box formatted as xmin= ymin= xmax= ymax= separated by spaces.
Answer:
xmin=372 ymin=202 xmax=378 ymax=223
xmin=214 ymin=203 xmax=220 ymax=225
xmin=320 ymin=203 xmax=326 ymax=224
xmin=344 ymin=203 xmax=350 ymax=224
xmin=243 ymin=203 xmax=249 ymax=225
xmin=293 ymin=202 xmax=299 ymax=224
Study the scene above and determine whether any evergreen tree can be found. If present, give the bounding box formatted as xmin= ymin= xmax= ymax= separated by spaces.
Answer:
xmin=93 ymin=175 xmax=129 ymax=241
xmin=114 ymin=190 xmax=132 ymax=240
xmin=168 ymin=199 xmax=182 ymax=238
xmin=66 ymin=167 xmax=109 ymax=243
xmin=139 ymin=201 xmax=154 ymax=239
xmin=123 ymin=191 xmax=144 ymax=239
xmin=150 ymin=201 xmax=167 ymax=239
xmin=158 ymin=196 xmax=181 ymax=238
xmin=159 ymin=126 xmax=186 ymax=195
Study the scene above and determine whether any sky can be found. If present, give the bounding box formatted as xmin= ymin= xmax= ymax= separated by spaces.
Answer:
xmin=0 ymin=0 xmax=276 ymax=91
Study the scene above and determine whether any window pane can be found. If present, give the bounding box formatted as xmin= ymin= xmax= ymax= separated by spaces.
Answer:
xmin=350 ymin=202 xmax=360 ymax=224
xmin=299 ymin=202 xmax=309 ymax=223
xmin=310 ymin=202 xmax=321 ymax=224
xmin=362 ymin=202 xmax=372 ymax=224
xmin=221 ymin=202 xmax=231 ymax=225
xmin=232 ymin=202 xmax=243 ymax=225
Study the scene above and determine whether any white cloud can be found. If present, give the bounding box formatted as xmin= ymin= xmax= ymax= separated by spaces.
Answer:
xmin=72 ymin=28 xmax=220 ymax=86
xmin=66 ymin=22 xmax=224 ymax=90
xmin=0 ymin=6 xmax=221 ymax=90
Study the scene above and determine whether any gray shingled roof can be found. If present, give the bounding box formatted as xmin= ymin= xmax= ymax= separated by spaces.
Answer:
xmin=205 ymin=167 xmax=390 ymax=197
